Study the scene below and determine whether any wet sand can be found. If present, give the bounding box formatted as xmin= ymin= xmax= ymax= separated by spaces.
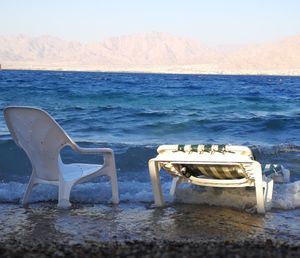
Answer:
xmin=1 ymin=203 xmax=300 ymax=257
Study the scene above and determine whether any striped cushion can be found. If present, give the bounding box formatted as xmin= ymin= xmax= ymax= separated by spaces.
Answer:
xmin=158 ymin=144 xmax=253 ymax=179
xmin=161 ymin=162 xmax=247 ymax=179
xmin=177 ymin=144 xmax=228 ymax=153
xmin=158 ymin=144 xmax=254 ymax=158
xmin=192 ymin=164 xmax=245 ymax=179
xmin=161 ymin=163 xmax=247 ymax=179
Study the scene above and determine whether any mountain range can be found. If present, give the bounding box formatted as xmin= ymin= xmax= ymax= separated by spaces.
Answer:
xmin=1 ymin=32 xmax=300 ymax=75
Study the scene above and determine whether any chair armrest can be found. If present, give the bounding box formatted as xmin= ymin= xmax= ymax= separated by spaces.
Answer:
xmin=72 ymin=145 xmax=113 ymax=155
xmin=69 ymin=144 xmax=115 ymax=167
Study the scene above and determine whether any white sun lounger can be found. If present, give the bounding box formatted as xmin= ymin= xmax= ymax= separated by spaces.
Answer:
xmin=148 ymin=144 xmax=276 ymax=214
xmin=4 ymin=106 xmax=119 ymax=208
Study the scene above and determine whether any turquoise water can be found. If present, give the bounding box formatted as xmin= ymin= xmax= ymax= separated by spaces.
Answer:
xmin=0 ymin=70 xmax=300 ymax=211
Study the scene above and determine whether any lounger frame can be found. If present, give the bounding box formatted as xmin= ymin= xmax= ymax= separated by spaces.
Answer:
xmin=149 ymin=148 xmax=274 ymax=214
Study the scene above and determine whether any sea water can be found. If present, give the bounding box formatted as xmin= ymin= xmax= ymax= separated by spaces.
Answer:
xmin=0 ymin=70 xmax=300 ymax=211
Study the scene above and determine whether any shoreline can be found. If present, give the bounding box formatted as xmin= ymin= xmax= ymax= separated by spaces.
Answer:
xmin=1 ymin=203 xmax=300 ymax=257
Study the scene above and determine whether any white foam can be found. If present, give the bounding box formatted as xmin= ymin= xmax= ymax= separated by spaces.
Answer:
xmin=0 ymin=182 xmax=26 ymax=202
xmin=272 ymin=181 xmax=300 ymax=209
xmin=175 ymin=181 xmax=300 ymax=210
xmin=0 ymin=181 xmax=172 ymax=204
xmin=1 ymin=180 xmax=300 ymax=211
xmin=175 ymin=186 xmax=257 ymax=210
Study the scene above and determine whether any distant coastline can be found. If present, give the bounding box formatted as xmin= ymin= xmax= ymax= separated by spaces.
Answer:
xmin=2 ymin=67 xmax=300 ymax=77
xmin=1 ymin=32 xmax=300 ymax=76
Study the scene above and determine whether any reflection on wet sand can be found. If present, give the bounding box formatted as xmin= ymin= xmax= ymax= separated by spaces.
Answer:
xmin=0 ymin=203 xmax=274 ymax=244
xmin=1 ymin=202 xmax=300 ymax=258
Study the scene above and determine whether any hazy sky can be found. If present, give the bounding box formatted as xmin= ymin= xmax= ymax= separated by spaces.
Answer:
xmin=1 ymin=0 xmax=299 ymax=45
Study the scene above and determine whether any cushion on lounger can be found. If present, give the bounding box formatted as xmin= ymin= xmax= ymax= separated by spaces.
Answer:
xmin=161 ymin=163 xmax=247 ymax=179
xmin=158 ymin=144 xmax=252 ymax=156
xmin=159 ymin=144 xmax=251 ymax=179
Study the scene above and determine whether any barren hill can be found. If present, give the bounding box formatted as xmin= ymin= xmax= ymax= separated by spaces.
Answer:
xmin=0 ymin=32 xmax=300 ymax=75
xmin=222 ymin=35 xmax=300 ymax=74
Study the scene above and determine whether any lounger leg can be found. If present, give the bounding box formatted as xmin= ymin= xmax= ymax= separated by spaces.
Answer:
xmin=170 ymin=177 xmax=181 ymax=197
xmin=58 ymin=181 xmax=72 ymax=209
xmin=254 ymin=162 xmax=265 ymax=214
xmin=148 ymin=159 xmax=164 ymax=206
xmin=22 ymin=173 xmax=37 ymax=207
xmin=267 ymin=178 xmax=274 ymax=204
xmin=264 ymin=177 xmax=274 ymax=209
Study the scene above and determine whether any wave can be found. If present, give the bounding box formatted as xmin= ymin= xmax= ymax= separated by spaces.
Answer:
xmin=1 ymin=139 xmax=300 ymax=179
xmin=1 ymin=138 xmax=300 ymax=211
xmin=1 ymin=180 xmax=300 ymax=211
xmin=0 ymin=181 xmax=157 ymax=204
xmin=175 ymin=181 xmax=300 ymax=210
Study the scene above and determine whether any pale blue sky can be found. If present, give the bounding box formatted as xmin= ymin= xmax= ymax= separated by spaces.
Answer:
xmin=0 ymin=0 xmax=299 ymax=45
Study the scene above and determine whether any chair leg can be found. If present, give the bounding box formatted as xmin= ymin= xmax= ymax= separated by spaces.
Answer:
xmin=22 ymin=173 xmax=37 ymax=207
xmin=253 ymin=162 xmax=265 ymax=214
xmin=170 ymin=177 xmax=181 ymax=197
xmin=58 ymin=181 xmax=72 ymax=209
xmin=148 ymin=159 xmax=164 ymax=206
xmin=104 ymin=152 xmax=120 ymax=204
xmin=104 ymin=152 xmax=119 ymax=204
xmin=110 ymin=164 xmax=120 ymax=204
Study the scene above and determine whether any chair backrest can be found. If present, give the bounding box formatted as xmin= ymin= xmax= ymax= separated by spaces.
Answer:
xmin=4 ymin=106 xmax=74 ymax=181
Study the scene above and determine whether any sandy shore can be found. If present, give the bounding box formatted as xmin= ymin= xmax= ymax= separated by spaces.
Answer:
xmin=1 ymin=203 xmax=300 ymax=257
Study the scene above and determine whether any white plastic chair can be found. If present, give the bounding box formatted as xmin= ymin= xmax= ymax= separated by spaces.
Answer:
xmin=149 ymin=144 xmax=274 ymax=214
xmin=4 ymin=106 xmax=119 ymax=208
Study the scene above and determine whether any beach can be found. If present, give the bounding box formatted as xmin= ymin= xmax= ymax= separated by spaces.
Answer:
xmin=1 ymin=203 xmax=300 ymax=257
xmin=1 ymin=71 xmax=300 ymax=257
xmin=1 ymin=0 xmax=300 ymax=256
